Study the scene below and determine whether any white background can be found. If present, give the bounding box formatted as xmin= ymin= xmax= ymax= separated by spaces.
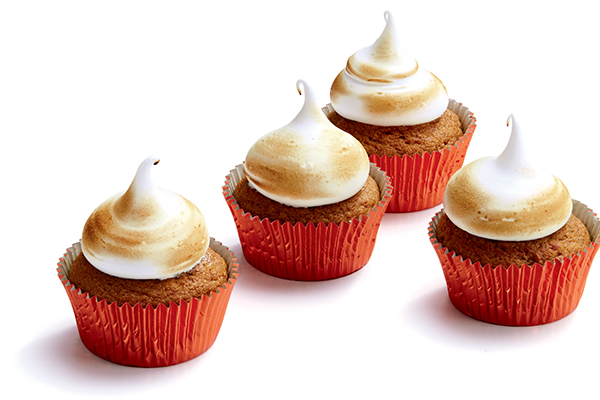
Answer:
xmin=2 ymin=1 xmax=599 ymax=398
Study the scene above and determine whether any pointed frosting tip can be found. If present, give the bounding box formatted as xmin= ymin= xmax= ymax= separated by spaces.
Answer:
xmin=296 ymin=80 xmax=303 ymax=95
xmin=382 ymin=10 xmax=395 ymax=34
xmin=140 ymin=155 xmax=161 ymax=169
xmin=146 ymin=154 xmax=160 ymax=168
xmin=384 ymin=10 xmax=391 ymax=22
xmin=506 ymin=114 xmax=521 ymax=137
xmin=128 ymin=155 xmax=162 ymax=196
xmin=290 ymin=79 xmax=323 ymax=128
xmin=296 ymin=79 xmax=316 ymax=104
xmin=497 ymin=113 xmax=530 ymax=167
xmin=296 ymin=79 xmax=307 ymax=100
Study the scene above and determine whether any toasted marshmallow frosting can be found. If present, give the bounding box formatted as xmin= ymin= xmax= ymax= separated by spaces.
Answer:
xmin=244 ymin=80 xmax=370 ymax=208
xmin=81 ymin=156 xmax=209 ymax=280
xmin=443 ymin=115 xmax=572 ymax=241
xmin=330 ymin=11 xmax=449 ymax=127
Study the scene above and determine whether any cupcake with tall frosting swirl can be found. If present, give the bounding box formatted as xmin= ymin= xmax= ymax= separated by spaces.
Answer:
xmin=224 ymin=80 xmax=392 ymax=280
xmin=326 ymin=11 xmax=476 ymax=212
xmin=242 ymin=79 xmax=372 ymax=215
xmin=57 ymin=156 xmax=239 ymax=367
xmin=429 ymin=115 xmax=599 ymax=326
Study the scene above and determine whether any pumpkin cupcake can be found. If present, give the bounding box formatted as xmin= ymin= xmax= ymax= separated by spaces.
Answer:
xmin=429 ymin=115 xmax=600 ymax=326
xmin=326 ymin=11 xmax=476 ymax=212
xmin=224 ymin=80 xmax=392 ymax=281
xmin=57 ymin=156 xmax=239 ymax=366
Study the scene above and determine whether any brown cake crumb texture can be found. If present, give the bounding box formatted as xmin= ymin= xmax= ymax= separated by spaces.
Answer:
xmin=68 ymin=247 xmax=228 ymax=307
xmin=435 ymin=213 xmax=591 ymax=268
xmin=234 ymin=175 xmax=380 ymax=225
xmin=328 ymin=108 xmax=464 ymax=157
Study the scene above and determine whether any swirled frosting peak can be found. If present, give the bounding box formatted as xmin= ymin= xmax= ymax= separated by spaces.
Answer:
xmin=443 ymin=114 xmax=572 ymax=241
xmin=81 ymin=156 xmax=209 ymax=279
xmin=330 ymin=11 xmax=449 ymax=126
xmin=244 ymin=80 xmax=370 ymax=208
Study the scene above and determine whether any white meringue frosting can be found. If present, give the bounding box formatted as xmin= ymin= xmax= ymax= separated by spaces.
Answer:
xmin=330 ymin=11 xmax=449 ymax=126
xmin=443 ymin=115 xmax=572 ymax=241
xmin=244 ymin=80 xmax=370 ymax=208
xmin=81 ymin=156 xmax=209 ymax=280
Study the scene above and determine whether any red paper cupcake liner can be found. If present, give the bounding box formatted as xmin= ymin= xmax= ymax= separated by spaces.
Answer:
xmin=323 ymin=99 xmax=476 ymax=213
xmin=223 ymin=163 xmax=392 ymax=281
xmin=428 ymin=200 xmax=600 ymax=326
xmin=57 ymin=238 xmax=239 ymax=367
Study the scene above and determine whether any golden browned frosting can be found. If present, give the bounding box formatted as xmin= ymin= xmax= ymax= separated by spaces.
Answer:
xmin=81 ymin=156 xmax=209 ymax=279
xmin=443 ymin=115 xmax=572 ymax=241
xmin=330 ymin=11 xmax=448 ymax=126
xmin=244 ymin=80 xmax=370 ymax=207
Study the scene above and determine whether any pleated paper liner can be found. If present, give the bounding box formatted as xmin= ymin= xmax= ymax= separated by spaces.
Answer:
xmin=428 ymin=200 xmax=600 ymax=326
xmin=323 ymin=99 xmax=476 ymax=213
xmin=223 ymin=163 xmax=392 ymax=281
xmin=57 ymin=238 xmax=239 ymax=367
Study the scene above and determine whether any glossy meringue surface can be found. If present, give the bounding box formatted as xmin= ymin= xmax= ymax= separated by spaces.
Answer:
xmin=330 ymin=11 xmax=449 ymax=126
xmin=81 ymin=156 xmax=209 ymax=279
xmin=443 ymin=115 xmax=572 ymax=241
xmin=244 ymin=80 xmax=370 ymax=208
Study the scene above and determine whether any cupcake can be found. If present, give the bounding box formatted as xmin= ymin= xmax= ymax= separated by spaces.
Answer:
xmin=223 ymin=80 xmax=392 ymax=281
xmin=57 ymin=156 xmax=239 ymax=367
xmin=429 ymin=115 xmax=600 ymax=326
xmin=326 ymin=11 xmax=476 ymax=212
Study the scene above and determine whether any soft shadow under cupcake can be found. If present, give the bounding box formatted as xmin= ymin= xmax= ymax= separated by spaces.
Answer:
xmin=400 ymin=287 xmax=574 ymax=352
